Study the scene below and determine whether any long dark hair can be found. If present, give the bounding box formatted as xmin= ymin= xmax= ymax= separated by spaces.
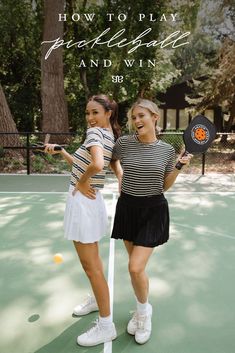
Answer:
xmin=88 ymin=94 xmax=121 ymax=140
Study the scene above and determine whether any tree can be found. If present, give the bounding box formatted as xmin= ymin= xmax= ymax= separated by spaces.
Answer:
xmin=41 ymin=0 xmax=70 ymax=143
xmin=63 ymin=0 xmax=182 ymax=129
xmin=191 ymin=39 xmax=235 ymax=136
xmin=168 ymin=0 xmax=235 ymax=137
xmin=181 ymin=0 xmax=235 ymax=136
xmin=163 ymin=0 xmax=203 ymax=83
xmin=0 ymin=0 xmax=42 ymax=132
xmin=0 ymin=84 xmax=23 ymax=159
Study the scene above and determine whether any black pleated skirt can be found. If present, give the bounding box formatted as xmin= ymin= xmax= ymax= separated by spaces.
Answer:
xmin=111 ymin=192 xmax=170 ymax=248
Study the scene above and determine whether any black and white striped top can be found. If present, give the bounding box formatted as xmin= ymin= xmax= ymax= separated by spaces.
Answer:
xmin=70 ymin=127 xmax=115 ymax=189
xmin=112 ymin=134 xmax=175 ymax=196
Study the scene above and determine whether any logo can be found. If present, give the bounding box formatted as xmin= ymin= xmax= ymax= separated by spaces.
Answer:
xmin=111 ymin=75 xmax=124 ymax=83
xmin=191 ymin=124 xmax=210 ymax=145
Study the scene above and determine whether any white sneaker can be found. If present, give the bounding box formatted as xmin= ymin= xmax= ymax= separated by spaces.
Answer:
xmin=135 ymin=304 xmax=152 ymax=344
xmin=77 ymin=320 xmax=117 ymax=346
xmin=127 ymin=311 xmax=138 ymax=335
xmin=73 ymin=294 xmax=98 ymax=316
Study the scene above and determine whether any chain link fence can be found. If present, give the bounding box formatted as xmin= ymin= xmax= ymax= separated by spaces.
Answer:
xmin=0 ymin=132 xmax=234 ymax=175
xmin=159 ymin=132 xmax=235 ymax=174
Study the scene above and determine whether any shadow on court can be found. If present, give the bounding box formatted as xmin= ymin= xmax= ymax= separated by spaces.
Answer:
xmin=112 ymin=188 xmax=235 ymax=353
xmin=34 ymin=317 xmax=104 ymax=353
xmin=0 ymin=175 xmax=234 ymax=353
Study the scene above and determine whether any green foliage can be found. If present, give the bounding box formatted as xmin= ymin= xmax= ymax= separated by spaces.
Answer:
xmin=1 ymin=0 xmax=213 ymax=135
xmin=0 ymin=0 xmax=42 ymax=131
xmin=63 ymin=0 xmax=175 ymax=127
xmin=172 ymin=33 xmax=219 ymax=83
xmin=65 ymin=136 xmax=82 ymax=154
xmin=159 ymin=132 xmax=184 ymax=153
xmin=0 ymin=146 xmax=5 ymax=158
xmin=165 ymin=0 xmax=201 ymax=32
xmin=0 ymin=156 xmax=24 ymax=172
xmin=31 ymin=154 xmax=45 ymax=172
xmin=31 ymin=153 xmax=71 ymax=173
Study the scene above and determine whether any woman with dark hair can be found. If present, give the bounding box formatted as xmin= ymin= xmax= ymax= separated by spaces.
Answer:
xmin=44 ymin=94 xmax=120 ymax=347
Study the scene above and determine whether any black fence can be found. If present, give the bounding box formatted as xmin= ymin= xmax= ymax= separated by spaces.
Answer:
xmin=0 ymin=132 xmax=234 ymax=175
xmin=0 ymin=132 xmax=76 ymax=175
xmin=158 ymin=132 xmax=234 ymax=175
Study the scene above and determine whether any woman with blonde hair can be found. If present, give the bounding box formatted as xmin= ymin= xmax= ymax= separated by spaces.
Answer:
xmin=111 ymin=98 xmax=192 ymax=344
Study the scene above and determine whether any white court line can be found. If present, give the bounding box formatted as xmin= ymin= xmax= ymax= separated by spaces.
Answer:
xmin=104 ymin=193 xmax=117 ymax=353
xmin=0 ymin=191 xmax=66 ymax=194
xmin=167 ymin=191 xmax=235 ymax=195
xmin=0 ymin=191 xmax=234 ymax=195
xmin=173 ymin=222 xmax=235 ymax=240
xmin=0 ymin=173 xmax=70 ymax=176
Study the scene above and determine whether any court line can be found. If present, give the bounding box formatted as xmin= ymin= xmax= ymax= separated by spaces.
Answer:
xmin=0 ymin=191 xmax=234 ymax=195
xmin=104 ymin=193 xmax=117 ymax=353
xmin=167 ymin=191 xmax=235 ymax=195
xmin=0 ymin=191 xmax=67 ymax=194
xmin=173 ymin=222 xmax=235 ymax=240
xmin=0 ymin=173 xmax=70 ymax=176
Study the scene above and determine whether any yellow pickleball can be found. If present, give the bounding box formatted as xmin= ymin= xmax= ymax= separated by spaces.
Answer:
xmin=53 ymin=253 xmax=64 ymax=264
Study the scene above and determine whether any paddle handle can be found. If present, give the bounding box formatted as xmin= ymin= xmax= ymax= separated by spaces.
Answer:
xmin=175 ymin=151 xmax=189 ymax=170
xmin=32 ymin=145 xmax=63 ymax=151
xmin=49 ymin=145 xmax=62 ymax=151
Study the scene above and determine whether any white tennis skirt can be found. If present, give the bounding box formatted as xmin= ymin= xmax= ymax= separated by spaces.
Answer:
xmin=64 ymin=186 xmax=108 ymax=243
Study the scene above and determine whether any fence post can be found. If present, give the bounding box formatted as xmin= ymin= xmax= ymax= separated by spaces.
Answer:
xmin=26 ymin=133 xmax=30 ymax=175
xmin=202 ymin=152 xmax=206 ymax=175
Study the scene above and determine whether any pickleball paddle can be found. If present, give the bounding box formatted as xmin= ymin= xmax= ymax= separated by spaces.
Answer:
xmin=175 ymin=114 xmax=217 ymax=170
xmin=31 ymin=133 xmax=63 ymax=151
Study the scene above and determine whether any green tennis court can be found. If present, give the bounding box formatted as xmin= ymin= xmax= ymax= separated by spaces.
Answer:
xmin=0 ymin=174 xmax=234 ymax=353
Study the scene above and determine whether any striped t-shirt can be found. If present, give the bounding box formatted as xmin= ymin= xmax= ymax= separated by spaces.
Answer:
xmin=70 ymin=127 xmax=115 ymax=189
xmin=112 ymin=134 xmax=175 ymax=196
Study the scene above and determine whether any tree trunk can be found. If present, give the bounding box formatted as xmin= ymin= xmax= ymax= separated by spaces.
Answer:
xmin=41 ymin=0 xmax=70 ymax=144
xmin=0 ymin=84 xmax=23 ymax=158
xmin=66 ymin=0 xmax=90 ymax=99
xmin=220 ymin=95 xmax=235 ymax=143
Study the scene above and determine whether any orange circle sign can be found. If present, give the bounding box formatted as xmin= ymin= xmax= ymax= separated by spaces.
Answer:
xmin=191 ymin=124 xmax=209 ymax=145
xmin=194 ymin=127 xmax=207 ymax=141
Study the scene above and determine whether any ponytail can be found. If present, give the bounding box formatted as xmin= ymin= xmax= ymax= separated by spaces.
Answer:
xmin=88 ymin=95 xmax=121 ymax=140
xmin=109 ymin=99 xmax=121 ymax=140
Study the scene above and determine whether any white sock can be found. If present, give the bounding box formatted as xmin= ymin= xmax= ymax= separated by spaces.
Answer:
xmin=99 ymin=314 xmax=112 ymax=328
xmin=136 ymin=297 xmax=149 ymax=315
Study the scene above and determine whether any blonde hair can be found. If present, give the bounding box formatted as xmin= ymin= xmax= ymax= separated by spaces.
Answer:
xmin=127 ymin=98 xmax=161 ymax=132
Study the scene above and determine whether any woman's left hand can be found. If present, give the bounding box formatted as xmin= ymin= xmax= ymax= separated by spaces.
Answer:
xmin=44 ymin=143 xmax=61 ymax=155
xmin=177 ymin=153 xmax=193 ymax=166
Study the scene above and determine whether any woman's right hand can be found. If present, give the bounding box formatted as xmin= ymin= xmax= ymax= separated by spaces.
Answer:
xmin=44 ymin=143 xmax=62 ymax=155
xmin=73 ymin=180 xmax=96 ymax=199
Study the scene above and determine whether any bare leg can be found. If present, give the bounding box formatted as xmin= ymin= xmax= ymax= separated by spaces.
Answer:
xmin=73 ymin=241 xmax=110 ymax=317
xmin=124 ymin=240 xmax=153 ymax=303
